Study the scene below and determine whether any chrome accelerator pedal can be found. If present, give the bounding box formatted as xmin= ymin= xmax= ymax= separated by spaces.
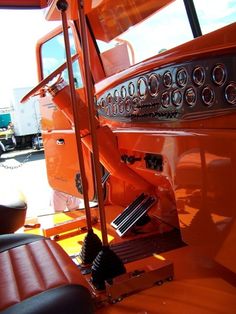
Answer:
xmin=111 ymin=194 xmax=157 ymax=237
xmin=111 ymin=193 xmax=146 ymax=229
xmin=116 ymin=196 xmax=157 ymax=237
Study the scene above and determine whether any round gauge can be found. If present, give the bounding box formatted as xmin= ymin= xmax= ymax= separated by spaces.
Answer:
xmin=104 ymin=104 xmax=111 ymax=116
xmin=176 ymin=68 xmax=188 ymax=87
xmin=163 ymin=71 xmax=172 ymax=88
xmin=185 ymin=87 xmax=196 ymax=106
xmin=113 ymin=89 xmax=119 ymax=102
xmin=172 ymin=89 xmax=182 ymax=107
xmin=128 ymin=82 xmax=135 ymax=96
xmin=112 ymin=104 xmax=118 ymax=115
xmin=202 ymin=86 xmax=215 ymax=106
xmin=106 ymin=93 xmax=113 ymax=104
xmin=119 ymin=103 xmax=125 ymax=114
xmin=99 ymin=98 xmax=106 ymax=109
xmin=125 ymin=99 xmax=132 ymax=112
xmin=225 ymin=82 xmax=236 ymax=105
xmin=148 ymin=74 xmax=159 ymax=97
xmin=161 ymin=91 xmax=170 ymax=108
xmin=193 ymin=66 xmax=205 ymax=86
xmin=137 ymin=77 xmax=148 ymax=99
xmin=120 ymin=86 xmax=127 ymax=99
xmin=212 ymin=64 xmax=226 ymax=86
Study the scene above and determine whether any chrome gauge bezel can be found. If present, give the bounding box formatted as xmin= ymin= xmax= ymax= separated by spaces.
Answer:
xmin=192 ymin=66 xmax=205 ymax=86
xmin=202 ymin=86 xmax=215 ymax=106
xmin=225 ymin=82 xmax=236 ymax=105
xmin=161 ymin=91 xmax=170 ymax=108
xmin=163 ymin=71 xmax=172 ymax=88
xmin=148 ymin=73 xmax=160 ymax=97
xmin=212 ymin=64 xmax=227 ymax=86
xmin=113 ymin=89 xmax=119 ymax=102
xmin=137 ymin=77 xmax=148 ymax=99
xmin=185 ymin=87 xmax=196 ymax=107
xmin=176 ymin=68 xmax=188 ymax=87
xmin=106 ymin=93 xmax=113 ymax=104
xmin=125 ymin=99 xmax=132 ymax=112
xmin=172 ymin=89 xmax=182 ymax=107
xmin=128 ymin=82 xmax=135 ymax=96
xmin=120 ymin=86 xmax=127 ymax=99
xmin=99 ymin=98 xmax=106 ymax=109
xmin=112 ymin=103 xmax=118 ymax=115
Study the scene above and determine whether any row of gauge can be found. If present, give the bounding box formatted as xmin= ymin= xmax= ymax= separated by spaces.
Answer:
xmin=98 ymin=63 xmax=236 ymax=112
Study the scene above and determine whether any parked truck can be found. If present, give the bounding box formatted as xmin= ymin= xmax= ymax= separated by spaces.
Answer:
xmin=0 ymin=87 xmax=42 ymax=154
xmin=0 ymin=109 xmax=16 ymax=156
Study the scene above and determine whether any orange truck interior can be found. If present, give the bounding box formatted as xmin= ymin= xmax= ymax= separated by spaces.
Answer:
xmin=0 ymin=0 xmax=236 ymax=313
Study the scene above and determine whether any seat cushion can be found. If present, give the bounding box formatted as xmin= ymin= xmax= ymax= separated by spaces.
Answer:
xmin=1 ymin=285 xmax=93 ymax=314
xmin=0 ymin=234 xmax=44 ymax=253
xmin=0 ymin=234 xmax=94 ymax=313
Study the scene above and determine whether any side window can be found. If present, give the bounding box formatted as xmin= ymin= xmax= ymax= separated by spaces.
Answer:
xmin=40 ymin=29 xmax=83 ymax=88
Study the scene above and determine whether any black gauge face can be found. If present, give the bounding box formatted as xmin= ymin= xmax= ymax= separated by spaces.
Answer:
xmin=193 ymin=66 xmax=205 ymax=86
xmin=121 ymin=86 xmax=127 ymax=99
xmin=163 ymin=71 xmax=172 ymax=88
xmin=128 ymin=82 xmax=135 ymax=96
xmin=106 ymin=93 xmax=113 ymax=104
xmin=185 ymin=87 xmax=196 ymax=106
xmin=225 ymin=82 xmax=236 ymax=105
xmin=148 ymin=74 xmax=159 ymax=96
xmin=172 ymin=89 xmax=182 ymax=107
xmin=137 ymin=77 xmax=148 ymax=98
xmin=202 ymin=86 xmax=215 ymax=106
xmin=119 ymin=103 xmax=125 ymax=113
xmin=176 ymin=68 xmax=188 ymax=87
xmin=112 ymin=104 xmax=118 ymax=115
xmin=113 ymin=89 xmax=119 ymax=102
xmin=125 ymin=99 xmax=132 ymax=112
xmin=161 ymin=91 xmax=170 ymax=108
xmin=99 ymin=98 xmax=106 ymax=109
xmin=212 ymin=64 xmax=226 ymax=86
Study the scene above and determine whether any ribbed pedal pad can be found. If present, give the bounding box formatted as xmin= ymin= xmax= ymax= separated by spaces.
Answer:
xmin=111 ymin=193 xmax=146 ymax=229
xmin=111 ymin=194 xmax=157 ymax=237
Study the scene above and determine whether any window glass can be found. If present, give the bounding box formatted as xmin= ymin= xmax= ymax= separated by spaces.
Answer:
xmin=97 ymin=0 xmax=193 ymax=65
xmin=41 ymin=29 xmax=83 ymax=88
xmin=97 ymin=0 xmax=236 ymax=68
xmin=194 ymin=0 xmax=236 ymax=35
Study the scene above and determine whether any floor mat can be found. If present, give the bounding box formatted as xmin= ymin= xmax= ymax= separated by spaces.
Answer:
xmin=110 ymin=229 xmax=186 ymax=263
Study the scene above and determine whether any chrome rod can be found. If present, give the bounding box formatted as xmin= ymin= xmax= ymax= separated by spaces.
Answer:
xmin=77 ymin=0 xmax=108 ymax=246
xmin=57 ymin=0 xmax=93 ymax=230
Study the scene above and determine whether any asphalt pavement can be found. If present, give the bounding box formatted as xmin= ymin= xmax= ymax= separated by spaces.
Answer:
xmin=0 ymin=149 xmax=53 ymax=218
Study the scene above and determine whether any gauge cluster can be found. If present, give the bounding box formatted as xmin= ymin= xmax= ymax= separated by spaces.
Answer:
xmin=96 ymin=54 xmax=236 ymax=122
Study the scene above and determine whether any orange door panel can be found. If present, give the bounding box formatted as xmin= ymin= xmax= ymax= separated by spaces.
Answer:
xmin=40 ymin=96 xmax=72 ymax=131
xmin=43 ymin=130 xmax=95 ymax=201
xmin=39 ymin=94 xmax=96 ymax=201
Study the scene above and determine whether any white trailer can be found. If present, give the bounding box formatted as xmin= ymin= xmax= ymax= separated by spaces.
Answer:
xmin=9 ymin=87 xmax=42 ymax=148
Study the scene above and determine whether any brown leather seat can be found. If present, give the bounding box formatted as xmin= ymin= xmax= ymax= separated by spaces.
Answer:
xmin=0 ymin=233 xmax=94 ymax=314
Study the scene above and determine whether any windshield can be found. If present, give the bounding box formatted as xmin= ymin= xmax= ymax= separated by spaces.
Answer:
xmin=194 ymin=0 xmax=236 ymax=34
xmin=96 ymin=0 xmax=236 ymax=67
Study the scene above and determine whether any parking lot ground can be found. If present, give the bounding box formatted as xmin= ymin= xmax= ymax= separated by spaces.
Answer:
xmin=0 ymin=149 xmax=53 ymax=218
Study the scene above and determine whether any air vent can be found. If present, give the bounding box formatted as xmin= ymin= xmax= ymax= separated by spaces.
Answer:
xmin=144 ymin=154 xmax=163 ymax=171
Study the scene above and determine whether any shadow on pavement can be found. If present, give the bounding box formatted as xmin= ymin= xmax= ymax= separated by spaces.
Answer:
xmin=0 ymin=149 xmax=45 ymax=165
